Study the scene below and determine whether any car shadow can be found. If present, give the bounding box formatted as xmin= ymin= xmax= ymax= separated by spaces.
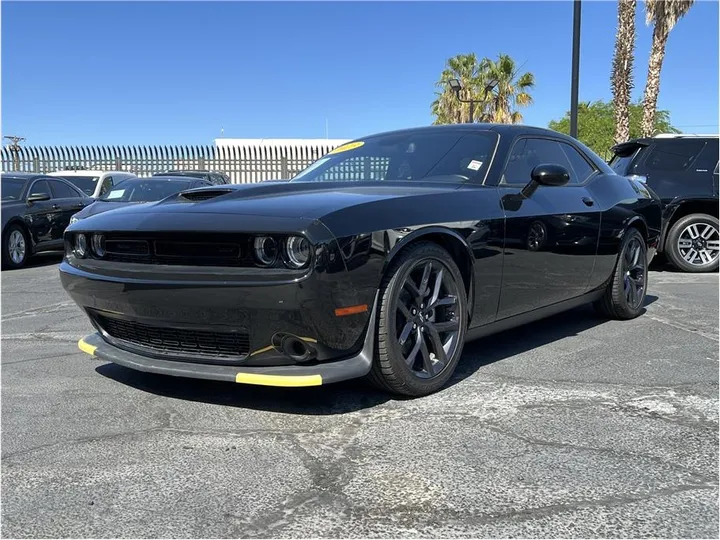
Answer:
xmin=1 ymin=251 xmax=63 ymax=271
xmin=95 ymin=295 xmax=659 ymax=416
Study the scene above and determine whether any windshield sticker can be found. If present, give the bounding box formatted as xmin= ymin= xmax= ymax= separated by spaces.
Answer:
xmin=467 ymin=160 xmax=483 ymax=171
xmin=328 ymin=141 xmax=365 ymax=154
xmin=106 ymin=189 xmax=125 ymax=199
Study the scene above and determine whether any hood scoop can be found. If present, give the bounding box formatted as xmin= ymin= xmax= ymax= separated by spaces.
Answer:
xmin=179 ymin=189 xmax=235 ymax=202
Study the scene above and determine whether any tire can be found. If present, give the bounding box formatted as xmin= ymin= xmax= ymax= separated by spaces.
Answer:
xmin=593 ymin=228 xmax=648 ymax=320
xmin=664 ymin=213 xmax=719 ymax=273
xmin=368 ymin=242 xmax=468 ymax=397
xmin=2 ymin=224 xmax=30 ymax=270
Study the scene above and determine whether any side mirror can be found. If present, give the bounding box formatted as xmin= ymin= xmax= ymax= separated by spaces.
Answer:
xmin=520 ymin=164 xmax=571 ymax=198
xmin=27 ymin=192 xmax=51 ymax=203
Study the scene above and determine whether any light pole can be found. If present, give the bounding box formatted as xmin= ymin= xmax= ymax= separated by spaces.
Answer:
xmin=447 ymin=78 xmax=499 ymax=123
xmin=570 ymin=0 xmax=582 ymax=138
xmin=3 ymin=135 xmax=25 ymax=171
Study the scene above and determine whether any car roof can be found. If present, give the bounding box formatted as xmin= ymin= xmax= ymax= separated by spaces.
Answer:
xmin=351 ymin=123 xmax=580 ymax=144
xmin=1 ymin=172 xmax=43 ymax=178
xmin=47 ymin=170 xmax=131 ymax=176
xmin=611 ymin=133 xmax=720 ymax=154
xmin=118 ymin=175 xmax=199 ymax=182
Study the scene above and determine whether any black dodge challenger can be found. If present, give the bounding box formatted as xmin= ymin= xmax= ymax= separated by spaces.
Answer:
xmin=60 ymin=125 xmax=661 ymax=396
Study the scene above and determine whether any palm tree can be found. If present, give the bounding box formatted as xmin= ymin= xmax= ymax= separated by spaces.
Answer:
xmin=481 ymin=54 xmax=535 ymax=124
xmin=641 ymin=0 xmax=694 ymax=136
xmin=611 ymin=0 xmax=637 ymax=145
xmin=431 ymin=53 xmax=534 ymax=125
xmin=431 ymin=53 xmax=486 ymax=124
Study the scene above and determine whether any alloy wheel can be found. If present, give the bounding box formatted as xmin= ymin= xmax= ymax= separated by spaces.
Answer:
xmin=677 ymin=222 xmax=720 ymax=267
xmin=394 ymin=259 xmax=462 ymax=379
xmin=8 ymin=230 xmax=26 ymax=265
xmin=622 ymin=236 xmax=646 ymax=310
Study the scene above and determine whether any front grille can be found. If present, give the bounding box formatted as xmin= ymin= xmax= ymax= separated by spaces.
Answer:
xmin=100 ymin=232 xmax=253 ymax=267
xmin=94 ymin=312 xmax=249 ymax=360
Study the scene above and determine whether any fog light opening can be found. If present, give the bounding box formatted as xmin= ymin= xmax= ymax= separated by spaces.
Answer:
xmin=281 ymin=336 xmax=313 ymax=362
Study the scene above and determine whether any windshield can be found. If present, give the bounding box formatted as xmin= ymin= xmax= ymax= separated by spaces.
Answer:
xmin=1 ymin=177 xmax=29 ymax=201
xmin=61 ymin=175 xmax=100 ymax=195
xmin=100 ymin=179 xmax=193 ymax=202
xmin=291 ymin=131 xmax=498 ymax=184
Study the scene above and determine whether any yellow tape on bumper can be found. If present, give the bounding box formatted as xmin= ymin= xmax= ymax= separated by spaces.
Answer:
xmin=235 ymin=373 xmax=322 ymax=387
xmin=78 ymin=339 xmax=97 ymax=356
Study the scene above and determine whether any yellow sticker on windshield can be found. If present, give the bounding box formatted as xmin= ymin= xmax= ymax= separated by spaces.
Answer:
xmin=328 ymin=141 xmax=365 ymax=154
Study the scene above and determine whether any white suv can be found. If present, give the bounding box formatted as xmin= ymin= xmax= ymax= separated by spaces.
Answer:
xmin=47 ymin=169 xmax=137 ymax=199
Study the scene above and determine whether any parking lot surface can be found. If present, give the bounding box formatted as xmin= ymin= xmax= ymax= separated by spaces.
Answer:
xmin=1 ymin=254 xmax=718 ymax=538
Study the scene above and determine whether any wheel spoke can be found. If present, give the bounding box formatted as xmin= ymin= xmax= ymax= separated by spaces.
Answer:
xmin=425 ymin=324 xmax=447 ymax=366
xmin=699 ymin=249 xmax=713 ymax=264
xmin=397 ymin=302 xmax=411 ymax=319
xmin=418 ymin=335 xmax=435 ymax=376
xmin=431 ymin=319 xmax=459 ymax=333
xmin=429 ymin=268 xmax=443 ymax=305
xmin=687 ymin=225 xmax=700 ymax=239
xmin=403 ymin=278 xmax=421 ymax=301
xmin=707 ymin=240 xmax=720 ymax=250
xmin=684 ymin=249 xmax=698 ymax=263
xmin=700 ymin=225 xmax=715 ymax=239
xmin=419 ymin=262 xmax=432 ymax=297
xmin=398 ymin=321 xmax=414 ymax=345
xmin=678 ymin=239 xmax=692 ymax=249
xmin=403 ymin=330 xmax=422 ymax=367
xmin=430 ymin=295 xmax=457 ymax=309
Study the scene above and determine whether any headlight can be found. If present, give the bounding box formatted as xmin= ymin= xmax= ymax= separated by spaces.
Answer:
xmin=74 ymin=233 xmax=88 ymax=258
xmin=91 ymin=233 xmax=105 ymax=257
xmin=253 ymin=236 xmax=278 ymax=266
xmin=283 ymin=236 xmax=311 ymax=269
xmin=69 ymin=215 xmax=80 ymax=225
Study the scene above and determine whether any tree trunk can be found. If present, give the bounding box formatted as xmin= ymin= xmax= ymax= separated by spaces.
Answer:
xmin=642 ymin=23 xmax=669 ymax=137
xmin=611 ymin=0 xmax=636 ymax=145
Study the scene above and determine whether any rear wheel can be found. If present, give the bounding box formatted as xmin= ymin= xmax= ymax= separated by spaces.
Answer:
xmin=368 ymin=242 xmax=468 ymax=397
xmin=665 ymin=213 xmax=719 ymax=273
xmin=594 ymin=228 xmax=648 ymax=320
xmin=2 ymin=224 xmax=29 ymax=270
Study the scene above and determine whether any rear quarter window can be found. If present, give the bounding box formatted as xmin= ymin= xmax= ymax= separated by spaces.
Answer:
xmin=644 ymin=140 xmax=706 ymax=172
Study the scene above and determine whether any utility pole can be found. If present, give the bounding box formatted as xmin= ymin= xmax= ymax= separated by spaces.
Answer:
xmin=570 ymin=0 xmax=582 ymax=139
xmin=4 ymin=135 xmax=25 ymax=171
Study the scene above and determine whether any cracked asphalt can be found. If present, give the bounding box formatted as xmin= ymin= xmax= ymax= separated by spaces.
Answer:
xmin=1 ymin=253 xmax=718 ymax=538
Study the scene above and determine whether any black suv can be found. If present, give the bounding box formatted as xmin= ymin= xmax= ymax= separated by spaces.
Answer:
xmin=609 ymin=134 xmax=719 ymax=272
xmin=152 ymin=170 xmax=230 ymax=185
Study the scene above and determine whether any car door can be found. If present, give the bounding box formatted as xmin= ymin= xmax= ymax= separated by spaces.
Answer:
xmin=495 ymin=136 xmax=602 ymax=319
xmin=47 ymin=179 xmax=87 ymax=240
xmin=24 ymin=179 xmax=59 ymax=248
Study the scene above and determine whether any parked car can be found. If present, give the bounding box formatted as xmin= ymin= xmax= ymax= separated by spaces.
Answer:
xmin=62 ymin=124 xmax=661 ymax=397
xmin=69 ymin=175 xmax=213 ymax=225
xmin=609 ymin=133 xmax=719 ymax=272
xmin=2 ymin=172 xmax=92 ymax=269
xmin=152 ymin=170 xmax=231 ymax=185
xmin=47 ymin=169 xmax=137 ymax=199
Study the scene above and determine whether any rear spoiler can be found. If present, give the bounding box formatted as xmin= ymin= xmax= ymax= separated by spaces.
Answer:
xmin=610 ymin=140 xmax=650 ymax=157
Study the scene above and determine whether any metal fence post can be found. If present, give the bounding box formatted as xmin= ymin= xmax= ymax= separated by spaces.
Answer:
xmin=199 ymin=157 xmax=206 ymax=170
xmin=115 ymin=156 xmax=121 ymax=170
xmin=281 ymin=156 xmax=288 ymax=179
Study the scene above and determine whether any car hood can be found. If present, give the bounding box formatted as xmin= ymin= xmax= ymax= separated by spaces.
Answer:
xmin=73 ymin=201 xmax=142 ymax=219
xmin=75 ymin=181 xmax=461 ymax=220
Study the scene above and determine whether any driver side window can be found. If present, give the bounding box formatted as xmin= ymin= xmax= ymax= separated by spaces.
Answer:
xmin=100 ymin=176 xmax=113 ymax=196
xmin=501 ymin=138 xmax=577 ymax=186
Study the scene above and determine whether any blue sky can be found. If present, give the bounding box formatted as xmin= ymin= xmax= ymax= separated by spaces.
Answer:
xmin=2 ymin=1 xmax=718 ymax=146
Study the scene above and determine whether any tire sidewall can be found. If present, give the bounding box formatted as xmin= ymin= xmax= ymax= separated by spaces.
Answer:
xmin=666 ymin=214 xmax=719 ymax=273
xmin=2 ymin=225 xmax=29 ymax=270
xmin=381 ymin=246 xmax=468 ymax=395
xmin=617 ymin=228 xmax=648 ymax=317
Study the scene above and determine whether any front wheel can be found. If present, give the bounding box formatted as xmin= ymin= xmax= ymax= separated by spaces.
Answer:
xmin=2 ymin=225 xmax=30 ymax=270
xmin=368 ymin=242 xmax=468 ymax=397
xmin=665 ymin=213 xmax=719 ymax=273
xmin=594 ymin=228 xmax=648 ymax=320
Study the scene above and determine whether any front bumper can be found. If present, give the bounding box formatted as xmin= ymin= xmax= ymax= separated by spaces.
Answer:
xmin=78 ymin=290 xmax=377 ymax=387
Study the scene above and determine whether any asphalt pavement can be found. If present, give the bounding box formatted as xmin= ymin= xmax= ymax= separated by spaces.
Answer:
xmin=1 ymin=252 xmax=718 ymax=538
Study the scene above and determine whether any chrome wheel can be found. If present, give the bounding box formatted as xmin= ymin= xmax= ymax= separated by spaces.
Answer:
xmin=622 ymin=236 xmax=646 ymax=310
xmin=677 ymin=222 xmax=720 ymax=266
xmin=8 ymin=230 xmax=26 ymax=265
xmin=395 ymin=259 xmax=461 ymax=379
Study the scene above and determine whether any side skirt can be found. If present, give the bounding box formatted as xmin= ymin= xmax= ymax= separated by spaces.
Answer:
xmin=465 ymin=289 xmax=605 ymax=343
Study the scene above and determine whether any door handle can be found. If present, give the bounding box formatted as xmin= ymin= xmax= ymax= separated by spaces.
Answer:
xmin=52 ymin=204 xmax=60 ymax=209
xmin=581 ymin=197 xmax=594 ymax=207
